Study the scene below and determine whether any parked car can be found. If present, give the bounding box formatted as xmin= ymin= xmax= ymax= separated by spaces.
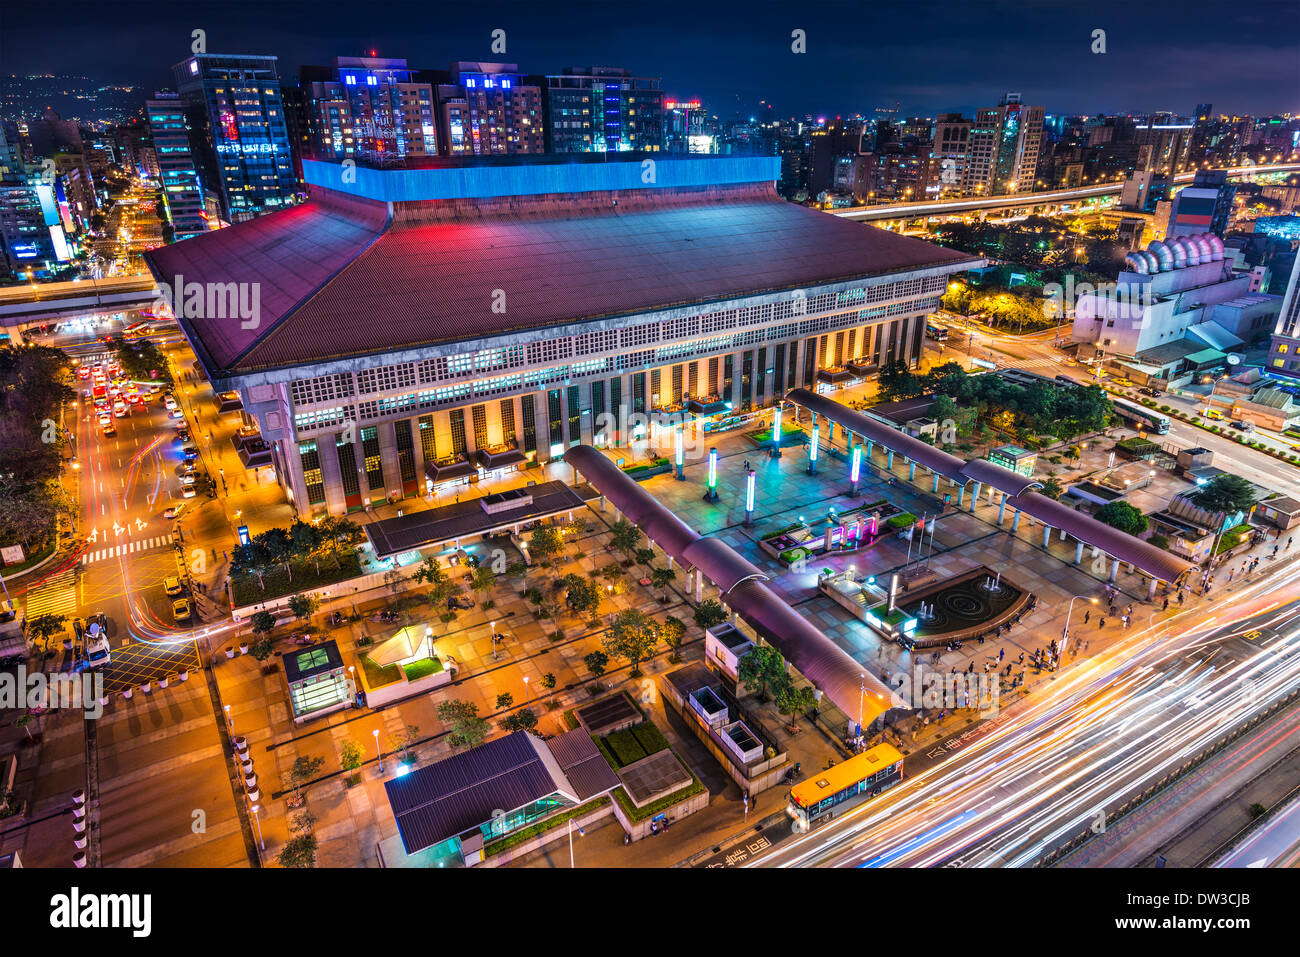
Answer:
xmin=171 ymin=598 xmax=192 ymax=622
xmin=162 ymin=503 xmax=187 ymax=520
xmin=1139 ymin=387 xmax=1161 ymax=397
xmin=1230 ymin=419 xmax=1255 ymax=432
xmin=84 ymin=633 xmax=111 ymax=668
xmin=1205 ymin=410 xmax=1223 ymax=420
xmin=182 ymin=446 xmax=199 ymax=461
xmin=181 ymin=485 xmax=197 ymax=499
xmin=163 ymin=576 xmax=184 ymax=596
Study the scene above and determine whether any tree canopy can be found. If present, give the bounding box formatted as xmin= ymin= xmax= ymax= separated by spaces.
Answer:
xmin=1191 ymin=474 xmax=1257 ymax=515
xmin=1093 ymin=501 xmax=1149 ymax=537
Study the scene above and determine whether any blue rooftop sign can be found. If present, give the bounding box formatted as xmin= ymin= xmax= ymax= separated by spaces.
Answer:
xmin=303 ymin=156 xmax=782 ymax=203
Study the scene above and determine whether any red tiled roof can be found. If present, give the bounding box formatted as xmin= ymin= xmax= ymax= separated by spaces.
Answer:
xmin=148 ymin=188 xmax=974 ymax=375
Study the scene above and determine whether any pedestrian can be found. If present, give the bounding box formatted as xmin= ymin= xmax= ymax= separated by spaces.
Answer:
xmin=1098 ymin=617 xmax=1106 ymax=629
xmin=1162 ymin=597 xmax=1169 ymax=611
xmin=998 ymin=647 xmax=1005 ymax=662
xmin=1121 ymin=614 xmax=1129 ymax=629
xmin=1178 ymin=592 xmax=1185 ymax=606
xmin=1017 ymin=652 xmax=1024 ymax=664
xmin=1083 ymin=609 xmax=1091 ymax=624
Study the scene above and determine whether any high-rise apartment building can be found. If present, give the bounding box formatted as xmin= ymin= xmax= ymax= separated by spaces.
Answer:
xmin=926 ymin=113 xmax=971 ymax=197
xmin=301 ymin=57 xmax=436 ymax=163
xmin=545 ymin=67 xmax=664 ymax=153
xmin=173 ymin=53 xmax=297 ymax=223
xmin=1167 ymin=169 xmax=1237 ymax=238
xmin=1266 ymin=254 xmax=1300 ymax=380
xmin=146 ymin=92 xmax=209 ymax=240
xmin=966 ymin=93 xmax=1044 ymax=195
xmin=434 ymin=63 xmax=543 ymax=156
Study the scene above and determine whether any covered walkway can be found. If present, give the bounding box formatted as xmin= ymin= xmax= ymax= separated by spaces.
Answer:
xmin=785 ymin=389 xmax=1193 ymax=593
xmin=566 ymin=445 xmax=894 ymax=728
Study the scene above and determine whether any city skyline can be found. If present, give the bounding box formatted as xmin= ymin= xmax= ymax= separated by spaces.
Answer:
xmin=3 ymin=0 xmax=1297 ymax=122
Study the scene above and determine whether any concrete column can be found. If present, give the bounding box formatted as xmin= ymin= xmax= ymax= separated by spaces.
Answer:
xmin=1042 ymin=525 xmax=1051 ymax=548
xmin=1075 ymin=541 xmax=1085 ymax=564
xmin=932 ymin=473 xmax=940 ymax=492
xmin=887 ymin=450 xmax=894 ymax=469
xmin=666 ymin=555 xmax=674 ymax=570
xmin=998 ymin=496 xmax=1007 ymax=525
xmin=1109 ymin=558 xmax=1120 ymax=583
xmin=1147 ymin=578 xmax=1158 ymax=600
xmin=1011 ymin=509 xmax=1021 ymax=533
xmin=695 ymin=572 xmax=703 ymax=603
xmin=908 ymin=460 xmax=915 ymax=481
xmin=969 ymin=482 xmax=981 ymax=513
xmin=599 ymin=495 xmax=606 ymax=512
xmin=957 ymin=486 xmax=965 ymax=507
xmin=866 ymin=439 xmax=874 ymax=460
xmin=1059 ymin=528 xmax=1067 ymax=542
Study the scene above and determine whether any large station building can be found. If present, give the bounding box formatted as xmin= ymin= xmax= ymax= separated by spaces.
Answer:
xmin=146 ymin=154 xmax=977 ymax=517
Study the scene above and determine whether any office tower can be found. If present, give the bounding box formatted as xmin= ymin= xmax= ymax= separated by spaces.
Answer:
xmin=434 ymin=63 xmax=543 ymax=156
xmin=664 ymin=99 xmax=708 ymax=153
xmin=146 ymin=92 xmax=209 ymax=240
xmin=544 ymin=67 xmax=664 ymax=153
xmin=966 ymin=92 xmax=1045 ymax=195
xmin=0 ymin=123 xmax=66 ymax=277
xmin=1266 ymin=255 xmax=1300 ymax=379
xmin=1134 ymin=118 xmax=1193 ymax=176
xmin=300 ymin=57 xmax=436 ymax=163
xmin=1167 ymin=169 xmax=1237 ymax=238
xmin=173 ymin=53 xmax=297 ymax=223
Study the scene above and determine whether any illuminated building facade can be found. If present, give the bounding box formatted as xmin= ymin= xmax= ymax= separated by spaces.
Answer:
xmin=173 ymin=53 xmax=297 ymax=223
xmin=545 ymin=67 xmax=664 ymax=153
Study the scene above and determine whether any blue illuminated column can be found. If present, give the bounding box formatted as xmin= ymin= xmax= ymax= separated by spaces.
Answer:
xmin=744 ymin=469 xmax=756 ymax=525
xmin=770 ymin=404 xmax=782 ymax=459
xmin=849 ymin=445 xmax=862 ymax=496
xmin=674 ymin=427 xmax=685 ymax=481
xmin=704 ymin=447 xmax=719 ymax=501
xmin=808 ymin=423 xmax=820 ymax=475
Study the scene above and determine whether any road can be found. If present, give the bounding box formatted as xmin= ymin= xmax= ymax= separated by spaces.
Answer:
xmin=754 ymin=557 xmax=1300 ymax=868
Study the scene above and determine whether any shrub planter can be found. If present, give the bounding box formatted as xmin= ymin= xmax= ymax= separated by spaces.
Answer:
xmin=74 ymin=833 xmax=88 ymax=850
xmin=177 ymin=670 xmax=189 ymax=683
xmin=73 ymin=816 xmax=86 ymax=834
xmin=239 ymin=642 xmax=249 ymax=655
xmin=158 ymin=676 xmax=169 ymax=689
xmin=72 ymin=805 xmax=86 ymax=822
xmin=71 ymin=789 xmax=86 ymax=807
xmin=243 ymin=771 xmax=257 ymax=789
xmin=97 ymin=695 xmax=108 ymax=708
xmin=224 ymin=647 xmax=236 ymax=659
xmin=245 ymin=784 xmax=261 ymax=802
xmin=140 ymin=681 xmax=152 ymax=693
xmin=73 ymin=851 xmax=87 ymax=869
xmin=121 ymin=687 xmax=132 ymax=700
xmin=234 ymin=735 xmax=248 ymax=754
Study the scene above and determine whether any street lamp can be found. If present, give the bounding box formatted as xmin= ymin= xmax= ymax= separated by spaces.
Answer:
xmin=808 ymin=422 xmax=820 ymax=475
xmin=373 ymin=728 xmax=382 ymax=772
xmin=523 ymin=675 xmax=530 ymax=707
xmin=1061 ymin=596 xmax=1099 ymax=660
xmin=490 ymin=620 xmax=498 ymax=661
xmin=744 ymin=470 xmax=756 ymax=526
xmin=250 ymin=803 xmax=265 ymax=850
xmin=568 ymin=817 xmax=585 ymax=867
xmin=770 ymin=404 xmax=782 ymax=459
xmin=858 ymin=673 xmax=866 ymax=737
xmin=607 ymin=584 xmax=614 ymax=625
xmin=704 ymin=447 xmax=719 ymax=501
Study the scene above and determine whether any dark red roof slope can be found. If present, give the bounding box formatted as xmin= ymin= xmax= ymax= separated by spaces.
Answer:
xmin=148 ymin=189 xmax=974 ymax=375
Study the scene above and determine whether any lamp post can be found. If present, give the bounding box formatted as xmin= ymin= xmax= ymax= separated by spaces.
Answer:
xmin=490 ymin=620 xmax=498 ymax=661
xmin=858 ymin=673 xmax=865 ymax=738
xmin=568 ymin=817 xmax=585 ymax=867
xmin=373 ymin=728 xmax=383 ymax=772
xmin=850 ymin=445 xmax=862 ymax=497
xmin=674 ymin=427 xmax=685 ymax=480
xmin=224 ymin=704 xmax=233 ymax=737
xmin=250 ymin=803 xmax=265 ymax=850
xmin=770 ymin=404 xmax=782 ymax=459
xmin=808 ymin=422 xmax=820 ymax=475
xmin=523 ymin=675 xmax=530 ymax=707
xmin=744 ymin=470 xmax=756 ymax=526
xmin=703 ymin=447 xmax=719 ymax=501
xmin=607 ymin=584 xmax=614 ymax=625
xmin=1061 ymin=595 xmax=1099 ymax=660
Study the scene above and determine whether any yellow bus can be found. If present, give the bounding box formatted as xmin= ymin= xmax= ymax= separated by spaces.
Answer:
xmin=787 ymin=743 xmax=905 ymax=831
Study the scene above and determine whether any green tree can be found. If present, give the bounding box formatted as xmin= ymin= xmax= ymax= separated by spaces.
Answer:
xmin=560 ymin=573 xmax=602 ymax=618
xmin=495 ymin=692 xmax=514 ymax=710
xmin=609 ymin=518 xmax=643 ymax=561
xmin=287 ymin=593 xmax=319 ymax=630
xmin=540 ymin=672 xmax=557 ymax=701
xmin=662 ymin=616 xmax=686 ymax=663
xmin=276 ymin=833 xmax=318 ymax=868
xmin=529 ymin=525 xmax=564 ymax=565
xmin=737 ymin=645 xmax=787 ymax=702
xmin=693 ymin=599 xmax=728 ymax=630
xmin=878 ymin=358 xmax=923 ymax=400
xmin=436 ymin=699 xmax=490 ymax=749
xmin=25 ymin=613 xmax=66 ymax=650
xmin=249 ymin=637 xmax=274 ymax=664
xmin=634 ymin=547 xmax=656 ymax=567
xmin=584 ymin=650 xmax=609 ymax=691
xmin=285 ymin=755 xmax=325 ymax=801
xmin=249 ymin=610 xmax=276 ymax=640
xmin=773 ymin=677 xmax=818 ymax=733
xmin=602 ymin=609 xmax=661 ymax=678
xmin=1192 ymin=474 xmax=1257 ymax=514
xmin=1039 ymin=477 xmax=1064 ymax=500
xmin=1094 ymin=501 xmax=1149 ymax=536
xmin=389 ymin=724 xmax=420 ymax=763
xmin=651 ymin=566 xmax=676 ymax=601
xmin=470 ymin=565 xmax=497 ymax=606
xmin=500 ymin=708 xmax=539 ymax=734
xmin=339 ymin=740 xmax=363 ymax=785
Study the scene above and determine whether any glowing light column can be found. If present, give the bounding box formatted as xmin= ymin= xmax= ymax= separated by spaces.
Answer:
xmin=807 ymin=422 xmax=820 ymax=475
xmin=703 ymin=447 xmax=719 ymax=501
xmin=674 ymin=426 xmax=685 ymax=481
xmin=849 ymin=445 xmax=862 ymax=496
xmin=770 ymin=404 xmax=782 ymax=459
xmin=744 ymin=469 xmax=756 ymax=526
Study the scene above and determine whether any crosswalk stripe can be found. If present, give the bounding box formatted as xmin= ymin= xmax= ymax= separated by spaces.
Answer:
xmin=80 ymin=536 xmax=172 ymax=565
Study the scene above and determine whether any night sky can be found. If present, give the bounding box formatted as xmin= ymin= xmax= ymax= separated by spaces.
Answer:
xmin=6 ymin=0 xmax=1298 ymax=119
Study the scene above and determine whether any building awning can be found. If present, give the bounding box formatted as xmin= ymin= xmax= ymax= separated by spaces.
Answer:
xmin=1185 ymin=347 xmax=1228 ymax=366
xmin=960 ymin=458 xmax=1042 ymax=497
xmin=369 ymin=626 xmax=431 ymax=667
